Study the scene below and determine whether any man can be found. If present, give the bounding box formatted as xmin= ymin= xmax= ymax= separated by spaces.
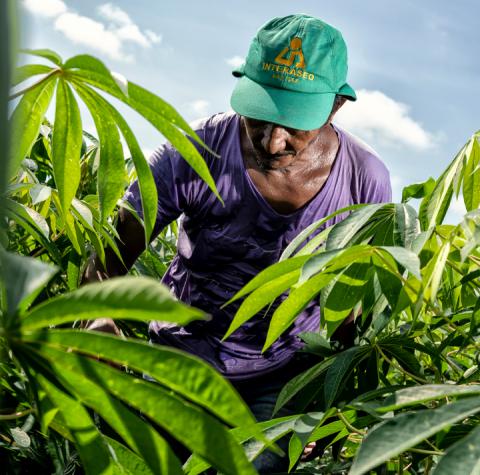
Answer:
xmin=85 ymin=14 xmax=391 ymax=472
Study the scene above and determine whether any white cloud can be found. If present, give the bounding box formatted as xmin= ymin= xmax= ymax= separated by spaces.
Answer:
xmin=145 ymin=30 xmax=162 ymax=44
xmin=335 ymin=89 xmax=434 ymax=150
xmin=54 ymin=12 xmax=126 ymax=61
xmin=22 ymin=0 xmax=67 ymax=17
xmin=189 ymin=100 xmax=210 ymax=116
xmin=97 ymin=3 xmax=131 ymax=26
xmin=226 ymin=56 xmax=244 ymax=68
xmin=23 ymin=1 xmax=161 ymax=62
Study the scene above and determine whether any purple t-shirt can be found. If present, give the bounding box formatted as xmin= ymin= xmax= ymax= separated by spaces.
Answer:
xmin=125 ymin=112 xmax=391 ymax=380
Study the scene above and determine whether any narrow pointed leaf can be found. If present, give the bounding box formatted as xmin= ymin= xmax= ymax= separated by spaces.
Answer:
xmin=378 ymin=246 xmax=421 ymax=279
xmin=9 ymin=77 xmax=56 ymax=176
xmin=225 ymin=255 xmax=310 ymax=305
xmin=37 ymin=347 xmax=257 ymax=475
xmin=74 ymin=83 xmax=157 ymax=243
xmin=104 ymin=437 xmax=154 ymax=475
xmin=224 ymin=270 xmax=300 ymax=340
xmin=274 ymin=358 xmax=334 ymax=415
xmin=0 ymin=250 xmax=57 ymax=315
xmin=377 ymin=384 xmax=480 ymax=413
xmin=75 ymin=81 xmax=126 ymax=221
xmin=326 ymin=203 xmax=384 ymax=250
xmin=21 ymin=48 xmax=62 ymax=66
xmin=38 ymin=375 xmax=118 ymax=475
xmin=12 ymin=64 xmax=53 ymax=87
xmin=280 ymin=204 xmax=365 ymax=260
xmin=324 ymin=346 xmax=371 ymax=409
xmin=23 ymin=329 xmax=256 ymax=429
xmin=419 ymin=142 xmax=467 ymax=229
xmin=263 ymin=272 xmax=335 ymax=351
xmin=36 ymin=349 xmax=182 ymax=475
xmin=52 ymin=78 xmax=82 ymax=214
xmin=21 ymin=276 xmax=205 ymax=330
xmin=432 ymin=425 xmax=480 ymax=475
xmin=350 ymin=396 xmax=480 ymax=475
xmin=463 ymin=136 xmax=480 ymax=211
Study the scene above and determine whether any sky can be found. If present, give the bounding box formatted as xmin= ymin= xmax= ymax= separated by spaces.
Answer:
xmin=18 ymin=0 xmax=480 ymax=222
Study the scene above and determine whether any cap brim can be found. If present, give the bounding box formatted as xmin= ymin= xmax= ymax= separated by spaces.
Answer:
xmin=230 ymin=75 xmax=335 ymax=131
xmin=339 ymin=83 xmax=356 ymax=101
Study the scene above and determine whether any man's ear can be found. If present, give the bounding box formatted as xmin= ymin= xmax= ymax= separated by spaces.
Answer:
xmin=332 ymin=95 xmax=347 ymax=115
xmin=326 ymin=95 xmax=347 ymax=124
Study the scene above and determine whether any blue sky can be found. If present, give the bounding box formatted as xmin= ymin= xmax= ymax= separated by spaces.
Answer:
xmin=19 ymin=0 xmax=480 ymax=221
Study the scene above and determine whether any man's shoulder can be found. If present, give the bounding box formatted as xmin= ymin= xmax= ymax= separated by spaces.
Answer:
xmin=189 ymin=111 xmax=238 ymax=139
xmin=336 ymin=125 xmax=389 ymax=181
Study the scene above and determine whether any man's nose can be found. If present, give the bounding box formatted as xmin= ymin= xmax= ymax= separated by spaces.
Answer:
xmin=261 ymin=124 xmax=291 ymax=155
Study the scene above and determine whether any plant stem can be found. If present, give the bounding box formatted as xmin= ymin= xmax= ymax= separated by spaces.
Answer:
xmin=377 ymin=344 xmax=429 ymax=384
xmin=0 ymin=408 xmax=33 ymax=420
xmin=409 ymin=447 xmax=443 ymax=456
xmin=338 ymin=411 xmax=366 ymax=435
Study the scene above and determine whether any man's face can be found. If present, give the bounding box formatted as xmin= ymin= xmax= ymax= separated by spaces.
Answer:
xmin=243 ymin=117 xmax=323 ymax=164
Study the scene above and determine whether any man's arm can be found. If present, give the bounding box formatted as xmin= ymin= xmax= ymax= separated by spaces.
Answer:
xmin=81 ymin=207 xmax=147 ymax=333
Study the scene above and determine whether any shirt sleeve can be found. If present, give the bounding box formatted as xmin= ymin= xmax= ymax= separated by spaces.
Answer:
xmin=356 ymin=155 xmax=392 ymax=205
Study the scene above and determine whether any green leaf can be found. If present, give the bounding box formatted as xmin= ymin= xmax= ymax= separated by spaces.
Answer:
xmin=324 ymin=346 xmax=371 ymax=408
xmin=350 ymin=396 xmax=480 ymax=475
xmin=288 ymin=412 xmax=325 ymax=470
xmin=401 ymin=177 xmax=436 ymax=202
xmin=242 ymin=416 xmax=298 ymax=463
xmin=274 ymin=358 xmax=334 ymax=415
xmin=5 ymin=199 xmax=49 ymax=237
xmin=11 ymin=64 xmax=53 ymax=87
xmin=37 ymin=347 xmax=257 ymax=475
xmin=66 ymin=55 xmax=222 ymax=202
xmin=24 ymin=329 xmax=257 ymax=430
xmin=36 ymin=349 xmax=182 ymax=475
xmin=392 ymin=203 xmax=420 ymax=248
xmin=64 ymin=55 xmax=124 ymax=95
xmin=9 ymin=76 xmax=56 ymax=177
xmin=21 ymin=48 xmax=62 ymax=66
xmin=184 ymin=415 xmax=298 ymax=475
xmin=463 ymin=136 xmax=480 ymax=211
xmin=37 ymin=374 xmax=118 ymax=475
xmin=377 ymin=246 xmax=421 ymax=280
xmin=104 ymin=436 xmax=154 ymax=475
xmin=52 ymin=78 xmax=82 ymax=214
xmin=21 ymin=276 xmax=205 ymax=330
xmin=326 ymin=203 xmax=384 ymax=250
xmin=323 ymin=262 xmax=372 ymax=323
xmin=432 ymin=425 xmax=480 ymax=475
xmin=376 ymin=384 xmax=480 ymax=413
xmin=0 ymin=249 xmax=57 ymax=316
xmin=280 ymin=204 xmax=365 ymax=260
xmin=223 ymin=270 xmax=301 ymax=340
xmin=423 ymin=241 xmax=451 ymax=302
xmin=263 ymin=272 xmax=335 ymax=351
xmin=224 ymin=255 xmax=310 ymax=305
xmin=75 ymin=80 xmax=126 ymax=221
xmin=74 ymin=83 xmax=157 ymax=243
xmin=419 ymin=140 xmax=468 ymax=229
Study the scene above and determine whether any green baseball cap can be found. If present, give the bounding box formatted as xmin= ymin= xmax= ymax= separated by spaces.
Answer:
xmin=230 ymin=14 xmax=356 ymax=131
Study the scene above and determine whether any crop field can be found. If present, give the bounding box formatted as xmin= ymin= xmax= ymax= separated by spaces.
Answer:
xmin=1 ymin=2 xmax=479 ymax=475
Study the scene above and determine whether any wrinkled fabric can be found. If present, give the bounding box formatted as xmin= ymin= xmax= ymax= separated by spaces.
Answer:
xmin=124 ymin=112 xmax=391 ymax=380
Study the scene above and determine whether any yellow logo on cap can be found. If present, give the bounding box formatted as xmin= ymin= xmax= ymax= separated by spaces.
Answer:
xmin=261 ymin=37 xmax=314 ymax=83
xmin=274 ymin=37 xmax=306 ymax=68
